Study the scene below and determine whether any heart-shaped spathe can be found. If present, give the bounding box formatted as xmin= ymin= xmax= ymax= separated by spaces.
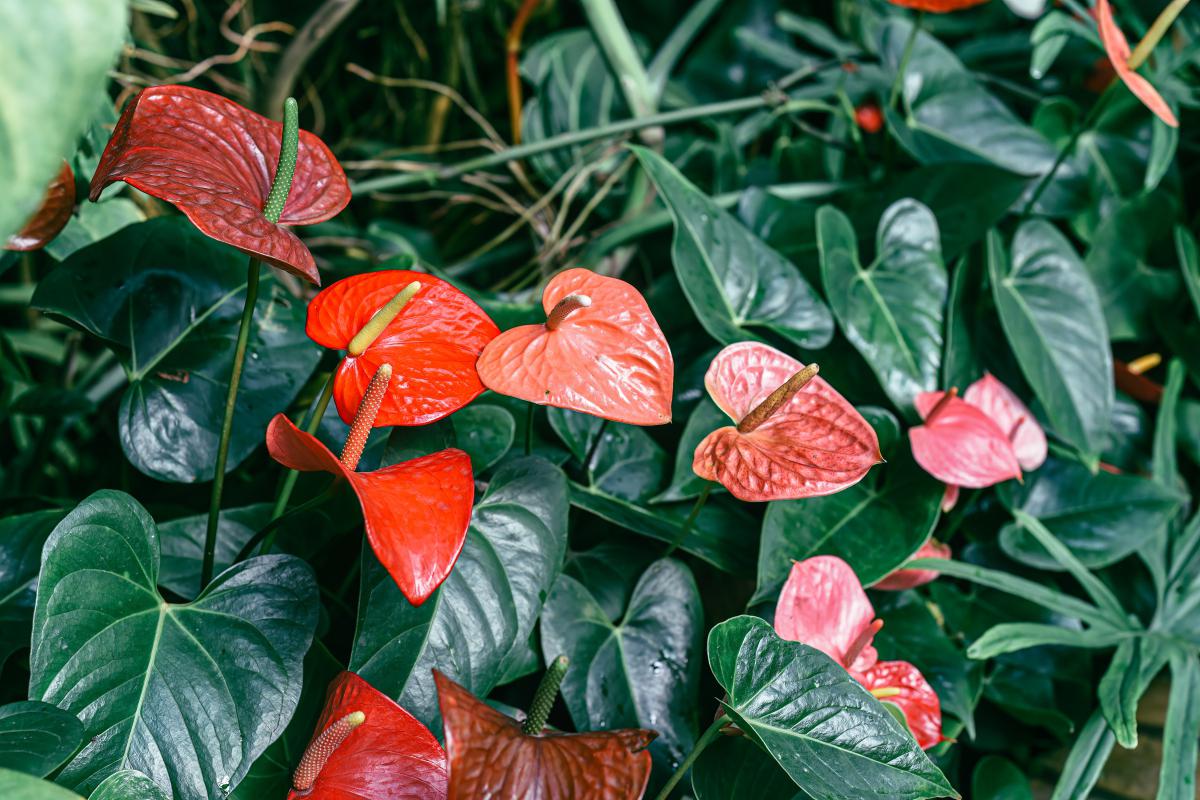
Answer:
xmin=909 ymin=390 xmax=1022 ymax=488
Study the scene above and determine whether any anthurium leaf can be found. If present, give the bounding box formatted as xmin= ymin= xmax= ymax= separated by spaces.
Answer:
xmin=691 ymin=736 xmax=802 ymax=800
xmin=653 ymin=397 xmax=727 ymax=503
xmin=91 ymin=770 xmax=172 ymax=800
xmin=29 ymin=490 xmax=319 ymax=799
xmin=965 ymin=623 xmax=1128 ymax=660
xmin=31 ymin=218 xmax=321 ymax=482
xmin=0 ymin=0 xmax=126 ymax=241
xmin=540 ymin=559 xmax=702 ymax=778
xmin=971 ymin=755 xmax=1033 ymax=800
xmin=631 ymin=145 xmax=834 ymax=349
xmin=350 ymin=456 xmax=568 ymax=730
xmin=708 ymin=616 xmax=956 ymax=800
xmin=819 ymin=199 xmax=947 ymax=417
xmin=1159 ymin=650 xmax=1200 ymax=800
xmin=998 ymin=458 xmax=1183 ymax=569
xmin=988 ymin=223 xmax=1112 ymax=457
xmin=451 ymin=403 xmax=515 ymax=472
xmin=157 ymin=505 xmax=268 ymax=600
xmin=562 ymin=542 xmax=658 ymax=622
xmin=1098 ymin=638 xmax=1141 ymax=749
xmin=0 ymin=701 xmax=82 ymax=777
xmin=0 ymin=769 xmax=83 ymax=800
xmin=943 ymin=255 xmax=985 ymax=390
xmin=0 ymin=509 xmax=65 ymax=670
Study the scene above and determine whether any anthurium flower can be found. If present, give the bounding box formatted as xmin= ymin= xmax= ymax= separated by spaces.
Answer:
xmin=5 ymin=161 xmax=74 ymax=251
xmin=873 ymin=538 xmax=952 ymax=591
xmin=89 ymin=85 xmax=351 ymax=283
xmin=475 ymin=268 xmax=674 ymax=425
xmin=887 ymin=0 xmax=990 ymax=11
xmin=692 ymin=342 xmax=881 ymax=502
xmin=775 ymin=556 xmax=944 ymax=750
xmin=434 ymin=670 xmax=654 ymax=799
xmin=289 ymin=670 xmax=448 ymax=799
xmin=909 ymin=389 xmax=1022 ymax=489
xmin=962 ymin=373 xmax=1046 ymax=472
xmin=306 ymin=270 xmax=499 ymax=426
xmin=265 ymin=367 xmax=473 ymax=605
xmin=1096 ymin=0 xmax=1179 ymax=128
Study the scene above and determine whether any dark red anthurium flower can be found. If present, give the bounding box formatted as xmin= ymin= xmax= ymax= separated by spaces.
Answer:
xmin=854 ymin=103 xmax=884 ymax=134
xmin=289 ymin=671 xmax=448 ymax=800
xmin=887 ymin=0 xmax=989 ymax=11
xmin=89 ymin=85 xmax=351 ymax=284
xmin=476 ymin=268 xmax=674 ymax=426
xmin=873 ymin=538 xmax=952 ymax=591
xmin=306 ymin=270 xmax=499 ymax=427
xmin=909 ymin=388 xmax=1022 ymax=490
xmin=433 ymin=670 xmax=654 ymax=800
xmin=265 ymin=367 xmax=473 ymax=605
xmin=6 ymin=161 xmax=75 ymax=252
xmin=692 ymin=342 xmax=881 ymax=502
xmin=1096 ymin=0 xmax=1178 ymax=128
xmin=775 ymin=556 xmax=943 ymax=750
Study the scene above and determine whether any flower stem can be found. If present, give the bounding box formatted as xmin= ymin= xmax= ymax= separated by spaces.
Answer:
xmin=652 ymin=714 xmax=730 ymax=800
xmin=664 ymin=482 xmax=713 ymax=557
xmin=238 ymin=478 xmax=342 ymax=562
xmin=888 ymin=12 xmax=924 ymax=109
xmin=1129 ymin=0 xmax=1191 ymax=71
xmin=1021 ymin=85 xmax=1113 ymax=216
xmin=521 ymin=655 xmax=570 ymax=735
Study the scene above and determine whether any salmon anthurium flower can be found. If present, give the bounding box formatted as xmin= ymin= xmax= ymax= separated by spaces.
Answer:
xmin=909 ymin=388 xmax=1022 ymax=489
xmin=475 ymin=268 xmax=674 ymax=425
xmin=289 ymin=671 xmax=448 ymax=800
xmin=306 ymin=270 xmax=500 ymax=426
xmin=1096 ymin=0 xmax=1179 ymax=128
xmin=692 ymin=342 xmax=881 ymax=502
xmin=89 ymin=85 xmax=351 ymax=284
xmin=775 ymin=556 xmax=944 ymax=750
xmin=6 ymin=162 xmax=74 ymax=252
xmin=434 ymin=670 xmax=654 ymax=799
xmin=265 ymin=366 xmax=473 ymax=605
xmin=888 ymin=0 xmax=989 ymax=11
xmin=873 ymin=538 xmax=952 ymax=591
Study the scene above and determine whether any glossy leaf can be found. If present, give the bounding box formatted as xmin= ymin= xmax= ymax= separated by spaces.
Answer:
xmin=0 ymin=510 xmax=65 ymax=669
xmin=350 ymin=457 xmax=568 ymax=729
xmin=1159 ymin=651 xmax=1200 ymax=800
xmin=90 ymin=85 xmax=351 ymax=283
xmin=29 ymin=490 xmax=319 ymax=799
xmin=540 ymin=560 xmax=702 ymax=777
xmin=158 ymin=505 xmax=267 ymax=600
xmin=971 ymin=756 xmax=1033 ymax=800
xmin=435 ymin=671 xmax=653 ymax=800
xmin=5 ymin=163 xmax=75 ymax=252
xmin=654 ymin=397 xmax=726 ymax=503
xmin=452 ymin=404 xmax=515 ymax=471
xmin=909 ymin=390 xmax=1022 ymax=488
xmin=32 ymin=218 xmax=320 ymax=482
xmin=0 ymin=701 xmax=83 ymax=777
xmin=1098 ymin=638 xmax=1141 ymax=749
xmin=306 ymin=270 xmax=498 ymax=426
xmin=477 ymin=268 xmax=673 ymax=425
xmin=632 ymin=146 xmax=834 ymax=349
xmin=818 ymin=200 xmax=947 ymax=417
xmin=0 ymin=769 xmax=83 ymax=800
xmin=1096 ymin=0 xmax=1178 ymax=128
xmin=708 ymin=616 xmax=956 ymax=800
xmin=988 ymin=223 xmax=1113 ymax=458
xmin=91 ymin=771 xmax=172 ymax=800
xmin=691 ymin=736 xmax=802 ymax=800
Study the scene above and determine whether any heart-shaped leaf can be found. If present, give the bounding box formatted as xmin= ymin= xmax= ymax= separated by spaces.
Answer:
xmin=631 ymin=146 xmax=834 ymax=349
xmin=708 ymin=616 xmax=956 ymax=800
xmin=452 ymin=404 xmax=515 ymax=471
xmin=0 ymin=701 xmax=83 ymax=777
xmin=476 ymin=268 xmax=673 ymax=425
xmin=691 ymin=736 xmax=802 ymax=800
xmin=0 ymin=509 xmax=65 ymax=670
xmin=819 ymin=200 xmax=947 ymax=417
xmin=540 ymin=559 xmax=702 ymax=778
xmin=350 ymin=456 xmax=568 ymax=729
xmin=0 ymin=768 xmax=83 ymax=800
xmin=30 ymin=490 xmax=319 ymax=799
xmin=32 ymin=218 xmax=321 ymax=482
xmin=91 ymin=771 xmax=171 ymax=800
xmin=988 ymin=223 xmax=1113 ymax=458
xmin=158 ymin=506 xmax=267 ymax=600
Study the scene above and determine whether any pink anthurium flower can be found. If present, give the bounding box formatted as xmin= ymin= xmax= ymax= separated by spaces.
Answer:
xmin=692 ymin=342 xmax=881 ymax=502
xmin=1096 ymin=0 xmax=1179 ymax=128
xmin=873 ymin=539 xmax=952 ymax=591
xmin=909 ymin=389 xmax=1022 ymax=489
xmin=775 ymin=556 xmax=944 ymax=750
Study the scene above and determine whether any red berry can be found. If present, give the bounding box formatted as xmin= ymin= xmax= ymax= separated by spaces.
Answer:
xmin=855 ymin=103 xmax=884 ymax=134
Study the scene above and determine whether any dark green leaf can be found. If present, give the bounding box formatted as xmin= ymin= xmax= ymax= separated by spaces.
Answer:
xmin=1159 ymin=651 xmax=1200 ymax=800
xmin=966 ymin=623 xmax=1129 ymax=660
xmin=91 ymin=770 xmax=172 ymax=800
xmin=157 ymin=505 xmax=268 ymax=600
xmin=546 ymin=407 xmax=605 ymax=465
xmin=452 ymin=403 xmax=515 ymax=472
xmin=0 ymin=769 xmax=82 ymax=800
xmin=0 ymin=701 xmax=82 ymax=777
xmin=562 ymin=542 xmax=658 ymax=622
xmin=1098 ymin=638 xmax=1141 ymax=749
xmin=0 ymin=510 xmax=65 ymax=669
xmin=971 ymin=755 xmax=1033 ymax=800
xmin=652 ymin=397 xmax=725 ymax=503
xmin=691 ymin=735 xmax=802 ymax=800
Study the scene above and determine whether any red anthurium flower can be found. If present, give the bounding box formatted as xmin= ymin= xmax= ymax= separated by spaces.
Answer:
xmin=692 ymin=342 xmax=881 ymax=502
xmin=475 ymin=268 xmax=673 ymax=426
xmin=289 ymin=671 xmax=448 ymax=799
xmin=89 ymin=85 xmax=351 ymax=283
xmin=909 ymin=389 xmax=1022 ymax=489
xmin=265 ymin=367 xmax=473 ymax=605
xmin=887 ymin=0 xmax=989 ymax=11
xmin=855 ymin=103 xmax=884 ymax=134
xmin=962 ymin=373 xmax=1047 ymax=472
xmin=774 ymin=556 xmax=944 ymax=750
xmin=873 ymin=538 xmax=952 ymax=591
xmin=6 ymin=162 xmax=74 ymax=252
xmin=434 ymin=671 xmax=654 ymax=800
xmin=1096 ymin=0 xmax=1178 ymax=127
xmin=306 ymin=270 xmax=499 ymax=426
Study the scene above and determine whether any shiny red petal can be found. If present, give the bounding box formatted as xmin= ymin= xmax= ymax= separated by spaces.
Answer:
xmin=434 ymin=671 xmax=654 ymax=800
xmin=873 ymin=539 xmax=951 ymax=591
xmin=1097 ymin=0 xmax=1179 ymax=127
xmin=6 ymin=162 xmax=75 ymax=251
xmin=692 ymin=343 xmax=880 ymax=502
xmin=887 ymin=0 xmax=989 ymax=10
xmin=288 ymin=671 xmax=448 ymax=800
xmin=306 ymin=270 xmax=499 ymax=426
xmin=774 ymin=556 xmax=879 ymax=672
xmin=909 ymin=391 xmax=1022 ymax=488
xmin=89 ymin=85 xmax=351 ymax=283
xmin=475 ymin=268 xmax=673 ymax=426
xmin=855 ymin=661 xmax=944 ymax=751
xmin=265 ymin=414 xmax=474 ymax=605
xmin=964 ymin=373 xmax=1047 ymax=471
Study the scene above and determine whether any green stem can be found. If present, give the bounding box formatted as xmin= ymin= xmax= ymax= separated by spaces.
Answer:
xmin=525 ymin=403 xmax=535 ymax=456
xmin=1021 ymin=86 xmax=1112 ymax=217
xmin=1129 ymin=0 xmax=1191 ymax=70
xmin=653 ymin=714 xmax=730 ymax=800
xmin=237 ymin=478 xmax=342 ymax=562
xmin=580 ymin=0 xmax=656 ymax=119
xmin=888 ymin=12 xmax=924 ymax=109
xmin=521 ymin=655 xmax=570 ymax=735
xmin=665 ymin=482 xmax=713 ymax=557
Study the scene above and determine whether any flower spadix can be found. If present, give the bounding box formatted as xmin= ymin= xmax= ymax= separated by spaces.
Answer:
xmin=266 ymin=363 xmax=473 ymax=605
xmin=692 ymin=342 xmax=881 ymax=502
xmin=476 ymin=268 xmax=674 ymax=425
